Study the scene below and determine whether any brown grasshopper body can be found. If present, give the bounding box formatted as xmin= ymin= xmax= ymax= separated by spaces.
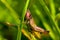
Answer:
xmin=25 ymin=10 xmax=49 ymax=34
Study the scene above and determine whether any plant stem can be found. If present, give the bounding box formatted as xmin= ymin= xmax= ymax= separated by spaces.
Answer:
xmin=17 ymin=0 xmax=30 ymax=40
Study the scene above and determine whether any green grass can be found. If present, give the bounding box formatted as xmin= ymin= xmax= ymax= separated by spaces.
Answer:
xmin=0 ymin=0 xmax=60 ymax=40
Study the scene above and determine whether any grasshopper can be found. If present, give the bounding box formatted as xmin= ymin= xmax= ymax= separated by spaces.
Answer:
xmin=25 ymin=10 xmax=49 ymax=34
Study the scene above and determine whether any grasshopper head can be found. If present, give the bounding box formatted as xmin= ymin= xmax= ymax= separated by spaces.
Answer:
xmin=25 ymin=10 xmax=32 ymax=20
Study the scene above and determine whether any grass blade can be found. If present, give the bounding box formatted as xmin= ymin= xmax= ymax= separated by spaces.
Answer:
xmin=17 ymin=0 xmax=30 ymax=40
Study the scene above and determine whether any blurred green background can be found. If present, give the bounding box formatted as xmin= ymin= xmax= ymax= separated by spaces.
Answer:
xmin=0 ymin=0 xmax=60 ymax=40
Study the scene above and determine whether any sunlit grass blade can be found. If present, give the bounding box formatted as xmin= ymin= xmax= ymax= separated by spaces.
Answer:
xmin=49 ymin=0 xmax=56 ymax=19
xmin=39 ymin=0 xmax=60 ymax=36
xmin=31 ymin=34 xmax=37 ymax=40
xmin=22 ymin=29 xmax=31 ymax=40
xmin=17 ymin=0 xmax=30 ymax=40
